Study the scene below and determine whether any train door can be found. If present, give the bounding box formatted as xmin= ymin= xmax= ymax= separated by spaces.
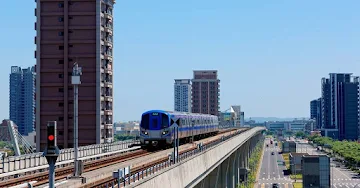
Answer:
xmin=149 ymin=112 xmax=161 ymax=130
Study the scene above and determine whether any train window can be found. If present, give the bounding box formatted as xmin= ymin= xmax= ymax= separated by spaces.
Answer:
xmin=161 ymin=114 xmax=169 ymax=128
xmin=141 ymin=114 xmax=150 ymax=129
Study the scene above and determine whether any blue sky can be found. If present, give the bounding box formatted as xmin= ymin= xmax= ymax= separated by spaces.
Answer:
xmin=0 ymin=1 xmax=359 ymax=121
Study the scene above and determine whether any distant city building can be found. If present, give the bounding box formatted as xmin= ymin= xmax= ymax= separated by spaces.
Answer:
xmin=9 ymin=66 xmax=36 ymax=136
xmin=289 ymin=122 xmax=306 ymax=132
xmin=316 ymin=98 xmax=322 ymax=130
xmin=114 ymin=121 xmax=139 ymax=136
xmin=231 ymin=105 xmax=241 ymax=127
xmin=265 ymin=119 xmax=313 ymax=132
xmin=321 ymin=73 xmax=360 ymax=140
xmin=302 ymin=155 xmax=330 ymax=188
xmin=174 ymin=79 xmax=192 ymax=112
xmin=304 ymin=119 xmax=316 ymax=133
xmin=219 ymin=106 xmax=242 ymax=127
xmin=240 ymin=112 xmax=245 ymax=126
xmin=191 ymin=70 xmax=220 ymax=116
xmin=310 ymin=99 xmax=318 ymax=119
xmin=266 ymin=122 xmax=288 ymax=131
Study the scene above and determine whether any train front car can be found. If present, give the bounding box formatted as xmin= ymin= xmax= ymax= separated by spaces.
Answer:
xmin=139 ymin=110 xmax=171 ymax=149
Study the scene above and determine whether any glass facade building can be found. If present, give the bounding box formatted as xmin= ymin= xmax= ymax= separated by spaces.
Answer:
xmin=174 ymin=79 xmax=192 ymax=112
xmin=302 ymin=155 xmax=330 ymax=188
xmin=9 ymin=66 xmax=36 ymax=136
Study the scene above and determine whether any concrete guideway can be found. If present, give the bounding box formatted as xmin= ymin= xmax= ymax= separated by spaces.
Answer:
xmin=52 ymin=128 xmax=247 ymax=188
xmin=128 ymin=127 xmax=265 ymax=188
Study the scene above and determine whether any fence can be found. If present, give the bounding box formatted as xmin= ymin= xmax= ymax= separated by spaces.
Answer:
xmin=0 ymin=140 xmax=139 ymax=174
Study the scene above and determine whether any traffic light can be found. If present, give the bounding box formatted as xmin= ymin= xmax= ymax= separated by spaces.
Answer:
xmin=47 ymin=121 xmax=57 ymax=149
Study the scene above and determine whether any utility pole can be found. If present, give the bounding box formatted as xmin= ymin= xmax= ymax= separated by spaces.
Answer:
xmin=72 ymin=62 xmax=82 ymax=177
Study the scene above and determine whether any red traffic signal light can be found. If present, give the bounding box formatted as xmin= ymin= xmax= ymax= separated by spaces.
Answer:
xmin=48 ymin=135 xmax=55 ymax=141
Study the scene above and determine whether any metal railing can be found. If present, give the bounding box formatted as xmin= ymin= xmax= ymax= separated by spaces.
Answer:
xmin=0 ymin=140 xmax=139 ymax=174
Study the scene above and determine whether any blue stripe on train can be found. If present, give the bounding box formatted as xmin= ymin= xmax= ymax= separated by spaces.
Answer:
xmin=178 ymin=125 xmax=218 ymax=131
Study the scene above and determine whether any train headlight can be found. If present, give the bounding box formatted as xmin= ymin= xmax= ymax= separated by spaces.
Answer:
xmin=144 ymin=131 xmax=148 ymax=135
xmin=162 ymin=131 xmax=168 ymax=135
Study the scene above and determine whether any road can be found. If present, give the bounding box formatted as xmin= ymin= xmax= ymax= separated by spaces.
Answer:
xmin=256 ymin=138 xmax=292 ymax=188
xmin=296 ymin=139 xmax=360 ymax=188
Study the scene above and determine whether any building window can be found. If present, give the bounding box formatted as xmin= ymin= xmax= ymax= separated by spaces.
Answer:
xmin=59 ymin=131 xmax=63 ymax=136
xmin=58 ymin=74 xmax=64 ymax=78
xmin=69 ymin=44 xmax=73 ymax=47
xmin=58 ymin=2 xmax=64 ymax=8
xmin=59 ymin=60 xmax=64 ymax=64
xmin=59 ymin=102 xmax=64 ymax=107
xmin=58 ymin=88 xmax=64 ymax=92
xmin=69 ymin=30 xmax=73 ymax=33
xmin=58 ymin=31 xmax=64 ymax=36
xmin=69 ymin=16 xmax=73 ymax=19
xmin=58 ymin=116 xmax=64 ymax=121
xmin=58 ymin=17 xmax=64 ymax=22
xmin=59 ymin=46 xmax=64 ymax=50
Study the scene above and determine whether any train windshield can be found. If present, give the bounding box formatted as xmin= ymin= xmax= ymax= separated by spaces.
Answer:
xmin=161 ymin=114 xmax=169 ymax=128
xmin=140 ymin=114 xmax=150 ymax=129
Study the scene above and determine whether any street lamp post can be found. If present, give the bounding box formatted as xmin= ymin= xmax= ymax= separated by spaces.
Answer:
xmin=72 ymin=63 xmax=82 ymax=177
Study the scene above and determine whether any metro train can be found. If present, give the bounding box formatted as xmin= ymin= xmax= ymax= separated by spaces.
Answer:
xmin=139 ymin=110 xmax=219 ymax=149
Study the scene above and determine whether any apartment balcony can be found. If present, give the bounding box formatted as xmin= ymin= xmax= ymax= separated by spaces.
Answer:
xmin=105 ymin=38 xmax=112 ymax=47
xmin=104 ymin=123 xmax=113 ymax=129
xmin=104 ymin=25 xmax=113 ymax=34
xmin=104 ymin=53 xmax=113 ymax=61
xmin=105 ymin=12 xmax=113 ymax=20
xmin=105 ymin=82 xmax=112 ymax=88
xmin=104 ymin=95 xmax=113 ymax=102
xmin=104 ymin=110 xmax=113 ymax=116
xmin=104 ymin=67 xmax=112 ymax=74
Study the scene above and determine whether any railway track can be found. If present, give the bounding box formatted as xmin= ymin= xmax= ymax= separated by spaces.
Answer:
xmin=0 ymin=150 xmax=149 ymax=188
xmin=81 ymin=128 xmax=245 ymax=188
xmin=2 ymin=127 xmax=246 ymax=188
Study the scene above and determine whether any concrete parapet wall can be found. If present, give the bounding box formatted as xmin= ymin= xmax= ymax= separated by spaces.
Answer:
xmin=130 ymin=127 xmax=265 ymax=188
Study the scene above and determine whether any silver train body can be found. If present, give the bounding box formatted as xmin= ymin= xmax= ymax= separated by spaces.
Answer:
xmin=139 ymin=110 xmax=219 ymax=148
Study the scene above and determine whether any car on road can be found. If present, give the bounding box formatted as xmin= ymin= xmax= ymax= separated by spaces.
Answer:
xmin=272 ymin=183 xmax=279 ymax=188
xmin=271 ymin=152 xmax=275 ymax=155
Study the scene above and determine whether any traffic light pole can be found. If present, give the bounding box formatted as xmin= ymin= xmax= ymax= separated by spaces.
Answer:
xmin=47 ymin=157 xmax=56 ymax=188
xmin=72 ymin=63 xmax=82 ymax=177
xmin=43 ymin=121 xmax=60 ymax=188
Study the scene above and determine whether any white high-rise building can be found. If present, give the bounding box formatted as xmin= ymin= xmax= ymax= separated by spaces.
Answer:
xmin=174 ymin=79 xmax=192 ymax=112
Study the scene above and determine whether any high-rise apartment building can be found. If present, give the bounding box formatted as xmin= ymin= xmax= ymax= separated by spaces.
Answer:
xmin=9 ymin=66 xmax=36 ymax=136
xmin=310 ymin=98 xmax=322 ymax=130
xmin=321 ymin=73 xmax=360 ymax=140
xmin=174 ymin=79 xmax=192 ymax=112
xmin=316 ymin=98 xmax=322 ymax=130
xmin=191 ymin=70 xmax=220 ymax=116
xmin=35 ymin=0 xmax=115 ymax=151
xmin=310 ymin=99 xmax=318 ymax=119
